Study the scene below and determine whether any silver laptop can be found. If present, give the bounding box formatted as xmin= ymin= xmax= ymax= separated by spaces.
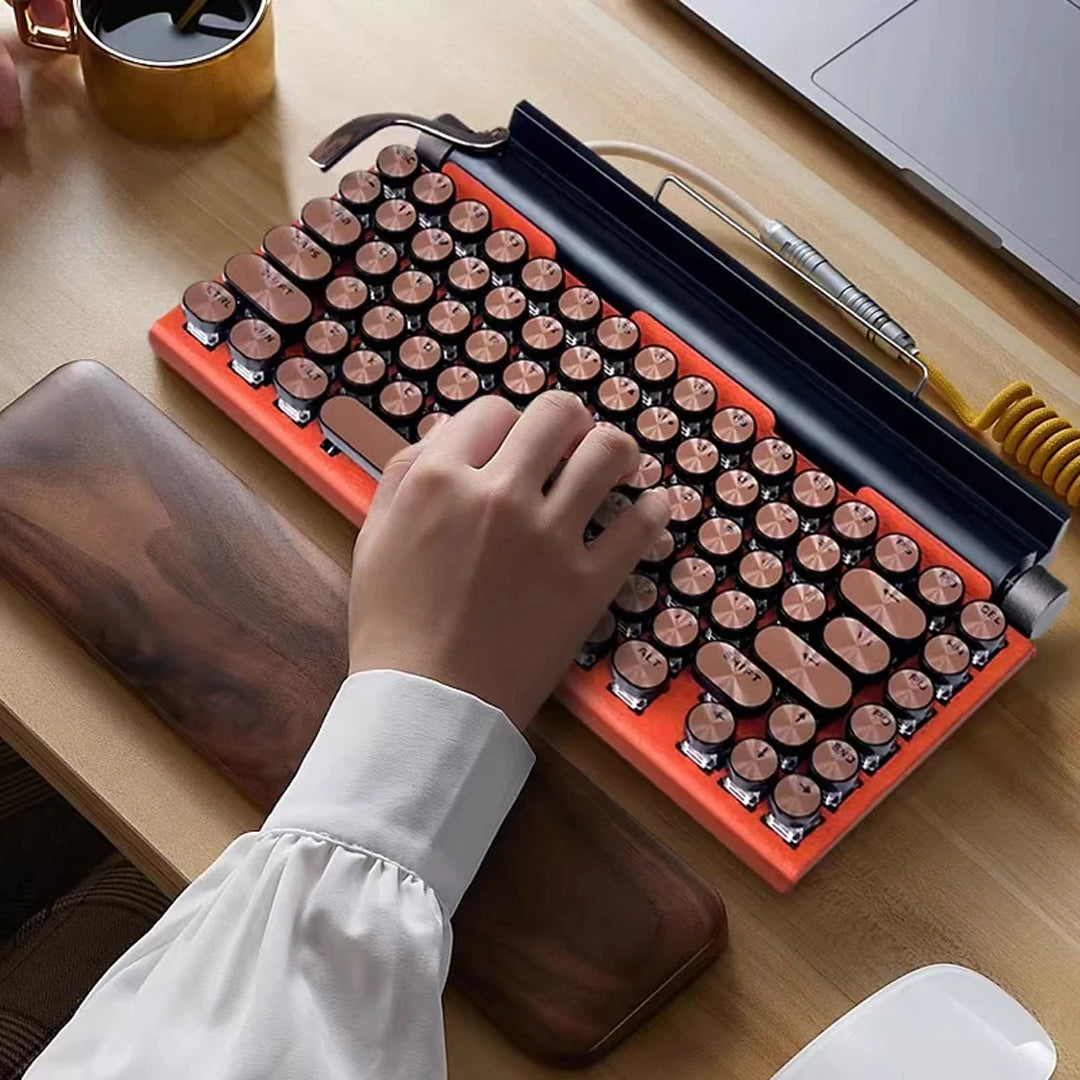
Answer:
xmin=668 ymin=0 xmax=1080 ymax=312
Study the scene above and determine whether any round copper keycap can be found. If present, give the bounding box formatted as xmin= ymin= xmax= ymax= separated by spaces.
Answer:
xmin=520 ymin=257 xmax=564 ymax=297
xmin=378 ymin=380 xmax=423 ymax=419
xmin=633 ymin=345 xmax=678 ymax=386
xmin=376 ymin=143 xmax=419 ymax=180
xmin=391 ymin=270 xmax=436 ymax=310
xmin=447 ymin=256 xmax=491 ymax=294
xmin=671 ymin=375 xmax=717 ymax=418
xmin=959 ymin=600 xmax=1007 ymax=645
xmin=558 ymin=286 xmax=601 ymax=326
xmin=874 ymin=533 xmax=922 ymax=577
xmin=229 ymin=318 xmax=280 ymax=362
xmin=305 ymin=319 xmax=349 ymax=359
xmin=427 ymin=299 xmax=472 ymax=338
xmin=558 ymin=345 xmax=603 ymax=385
xmin=339 ymin=169 xmax=381 ymax=208
xmin=652 ymin=606 xmax=701 ymax=651
xmin=521 ymin=315 xmax=565 ymax=353
xmin=791 ymin=469 xmax=837 ymax=511
xmin=374 ymin=198 xmax=418 ymax=238
xmin=886 ymin=668 xmax=935 ymax=712
xmin=447 ymin=199 xmax=491 ymax=236
xmin=795 ymin=534 xmax=842 ymax=577
xmin=738 ymin=550 xmax=784 ymax=592
xmin=635 ymin=406 xmax=681 ymax=448
xmin=923 ymin=633 xmax=971 ymax=676
xmin=694 ymin=641 xmax=774 ymax=710
xmin=772 ymin=774 xmax=823 ymax=820
xmin=676 ymin=438 xmax=720 ymax=479
xmin=302 ymin=197 xmax=362 ymax=249
xmin=325 ymin=275 xmax=368 ymax=315
xmin=612 ymin=639 xmax=669 ymax=691
xmin=275 ymin=356 xmax=327 ymax=401
xmin=597 ymin=376 xmax=642 ymax=415
xmin=685 ymin=702 xmax=736 ymax=749
xmin=435 ymin=365 xmax=479 ymax=403
xmin=767 ymin=703 xmax=817 ymax=752
xmin=484 ymin=286 xmax=528 ymax=324
xmin=502 ymin=358 xmax=547 ymax=400
xmin=713 ymin=469 xmax=760 ymax=510
xmin=666 ymin=484 xmax=704 ymax=524
xmin=592 ymin=491 xmax=632 ymax=531
xmin=361 ymin=305 xmax=405 ymax=343
xmin=417 ymin=412 xmax=450 ymax=440
xmin=484 ymin=228 xmax=528 ymax=268
xmin=848 ymin=704 xmax=898 ymax=749
xmin=355 ymin=240 xmax=399 ymax=280
xmin=822 ymin=616 xmax=891 ymax=677
xmin=832 ymin=500 xmax=879 ymax=543
xmin=754 ymin=502 xmax=800 ymax=542
xmin=840 ymin=567 xmax=928 ymax=643
xmin=811 ymin=739 xmax=859 ymax=784
xmin=263 ymin=225 xmax=333 ymax=283
xmin=622 ymin=452 xmax=664 ymax=494
xmin=728 ymin=738 xmax=779 ymax=785
xmin=669 ymin=557 xmax=717 ymax=601
xmin=183 ymin=279 xmax=237 ymax=323
xmin=398 ymin=335 xmax=442 ymax=375
xmin=710 ymin=590 xmax=758 ymax=633
xmin=411 ymin=171 xmax=455 ymax=210
xmin=750 ymin=437 xmax=795 ymax=479
xmin=780 ymin=583 xmax=827 ymax=627
xmin=465 ymin=329 xmax=509 ymax=370
xmin=410 ymin=228 xmax=454 ymax=267
xmin=614 ymin=573 xmax=658 ymax=616
xmin=697 ymin=517 xmax=743 ymax=561
xmin=341 ymin=349 xmax=386 ymax=388
xmin=596 ymin=315 xmax=640 ymax=354
xmin=711 ymin=406 xmax=756 ymax=451
xmin=917 ymin=566 xmax=965 ymax=611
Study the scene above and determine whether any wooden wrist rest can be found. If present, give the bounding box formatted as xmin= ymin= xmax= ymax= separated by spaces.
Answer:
xmin=0 ymin=361 xmax=726 ymax=1067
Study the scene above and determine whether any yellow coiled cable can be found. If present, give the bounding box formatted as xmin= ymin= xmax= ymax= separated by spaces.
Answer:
xmin=919 ymin=354 xmax=1080 ymax=507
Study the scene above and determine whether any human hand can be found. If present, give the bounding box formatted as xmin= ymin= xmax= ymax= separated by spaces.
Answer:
xmin=1 ymin=0 xmax=68 ymax=130
xmin=349 ymin=391 xmax=670 ymax=729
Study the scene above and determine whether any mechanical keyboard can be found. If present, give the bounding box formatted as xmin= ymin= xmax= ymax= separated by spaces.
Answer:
xmin=151 ymin=103 xmax=1069 ymax=890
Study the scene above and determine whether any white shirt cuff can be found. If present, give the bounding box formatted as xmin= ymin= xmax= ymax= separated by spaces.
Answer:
xmin=264 ymin=670 xmax=535 ymax=913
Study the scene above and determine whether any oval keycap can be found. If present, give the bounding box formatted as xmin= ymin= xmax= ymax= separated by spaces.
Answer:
xmin=839 ymin=567 xmax=927 ymax=645
xmin=693 ymin=641 xmax=774 ymax=713
xmin=224 ymin=252 xmax=313 ymax=329
xmin=319 ymin=395 xmax=408 ymax=480
xmin=753 ymin=624 xmax=853 ymax=714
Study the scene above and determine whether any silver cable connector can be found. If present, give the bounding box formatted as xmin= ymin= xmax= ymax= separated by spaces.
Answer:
xmin=761 ymin=221 xmax=918 ymax=361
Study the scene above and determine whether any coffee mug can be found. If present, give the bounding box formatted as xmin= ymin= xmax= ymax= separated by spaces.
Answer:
xmin=14 ymin=0 xmax=275 ymax=140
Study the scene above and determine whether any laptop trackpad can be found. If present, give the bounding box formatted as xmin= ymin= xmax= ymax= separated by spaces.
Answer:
xmin=813 ymin=0 xmax=1080 ymax=280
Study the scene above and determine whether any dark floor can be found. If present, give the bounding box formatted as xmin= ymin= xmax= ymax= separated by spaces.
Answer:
xmin=0 ymin=740 xmax=168 ymax=1078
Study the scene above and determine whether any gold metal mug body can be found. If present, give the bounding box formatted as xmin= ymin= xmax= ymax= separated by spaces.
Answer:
xmin=14 ymin=0 xmax=275 ymax=141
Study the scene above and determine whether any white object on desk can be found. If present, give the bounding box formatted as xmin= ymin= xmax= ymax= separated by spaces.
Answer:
xmin=773 ymin=965 xmax=1056 ymax=1080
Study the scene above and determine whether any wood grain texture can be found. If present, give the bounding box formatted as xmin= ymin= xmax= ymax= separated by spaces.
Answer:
xmin=0 ymin=361 xmax=726 ymax=1067
xmin=1 ymin=0 xmax=1079 ymax=1075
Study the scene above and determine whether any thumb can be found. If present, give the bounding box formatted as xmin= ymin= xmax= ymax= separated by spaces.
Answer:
xmin=27 ymin=0 xmax=69 ymax=27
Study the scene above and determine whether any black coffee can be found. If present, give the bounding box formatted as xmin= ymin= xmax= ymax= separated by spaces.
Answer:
xmin=90 ymin=0 xmax=255 ymax=62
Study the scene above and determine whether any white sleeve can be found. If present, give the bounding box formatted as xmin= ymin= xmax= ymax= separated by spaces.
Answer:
xmin=26 ymin=670 xmax=535 ymax=1080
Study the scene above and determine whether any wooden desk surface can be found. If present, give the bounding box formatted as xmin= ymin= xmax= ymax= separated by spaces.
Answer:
xmin=2 ymin=1 xmax=1079 ymax=1075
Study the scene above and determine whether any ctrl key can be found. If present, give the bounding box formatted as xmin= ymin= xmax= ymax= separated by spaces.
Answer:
xmin=609 ymin=639 xmax=669 ymax=713
xmin=182 ymin=280 xmax=236 ymax=348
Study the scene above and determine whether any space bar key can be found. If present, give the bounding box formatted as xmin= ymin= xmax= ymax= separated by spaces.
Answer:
xmin=318 ymin=395 xmax=409 ymax=479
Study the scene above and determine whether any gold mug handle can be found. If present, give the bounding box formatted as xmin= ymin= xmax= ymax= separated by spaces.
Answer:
xmin=13 ymin=0 xmax=78 ymax=53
